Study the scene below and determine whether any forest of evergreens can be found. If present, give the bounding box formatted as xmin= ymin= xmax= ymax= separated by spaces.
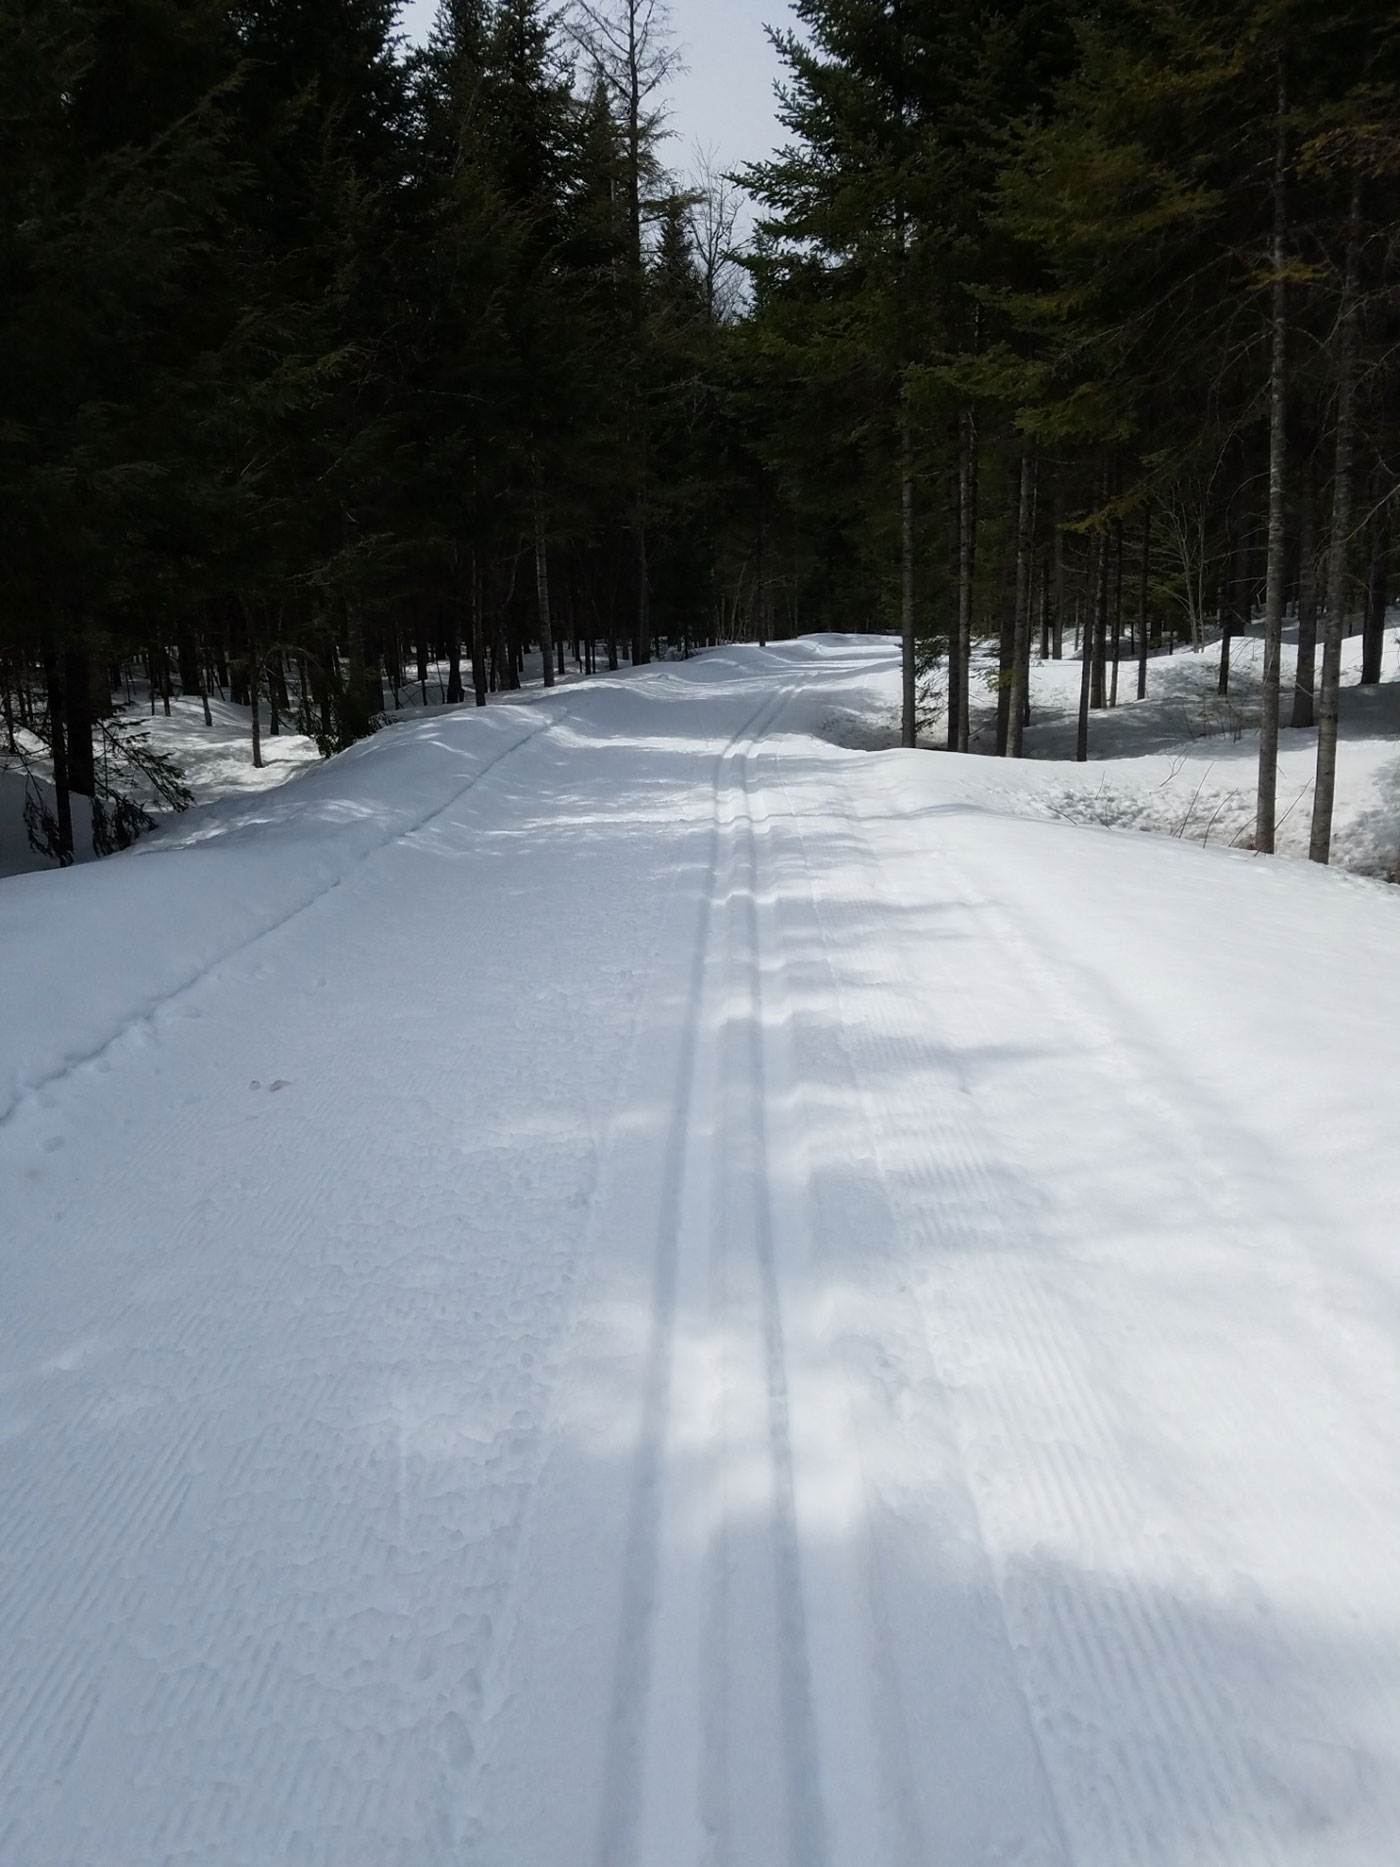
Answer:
xmin=3 ymin=0 xmax=1398 ymax=864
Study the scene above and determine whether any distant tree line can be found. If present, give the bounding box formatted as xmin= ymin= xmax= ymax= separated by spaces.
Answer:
xmin=747 ymin=0 xmax=1400 ymax=860
xmin=1 ymin=0 xmax=768 ymax=860
xmin=3 ymin=0 xmax=1399 ymax=865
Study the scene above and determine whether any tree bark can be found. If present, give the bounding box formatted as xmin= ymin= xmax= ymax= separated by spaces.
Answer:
xmin=955 ymin=414 xmax=978 ymax=750
xmin=1256 ymin=57 xmax=1289 ymax=857
xmin=248 ymin=624 xmax=262 ymax=770
xmin=1007 ymin=438 xmax=1035 ymax=757
xmin=1136 ymin=505 xmax=1152 ymax=700
xmin=1360 ymin=498 xmax=1388 ymax=685
xmin=953 ymin=406 xmax=975 ymax=752
xmin=1310 ymin=172 xmax=1364 ymax=865
xmin=1291 ymin=476 xmax=1317 ymax=727
xmin=63 ymin=641 xmax=96 ymax=798
xmin=533 ymin=464 xmax=556 ymax=689
xmin=633 ymin=512 xmax=650 ymax=665
xmin=900 ymin=398 xmax=917 ymax=748
xmin=43 ymin=642 xmax=75 ymax=863
xmin=1076 ymin=529 xmax=1099 ymax=762
xmin=1109 ymin=518 xmax=1124 ymax=707
xmin=470 ymin=556 xmax=487 ymax=707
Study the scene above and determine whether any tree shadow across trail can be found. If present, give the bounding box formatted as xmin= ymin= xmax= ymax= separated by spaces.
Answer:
xmin=462 ymin=760 xmax=1400 ymax=1867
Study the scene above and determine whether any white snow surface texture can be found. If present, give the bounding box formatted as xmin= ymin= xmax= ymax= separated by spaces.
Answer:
xmin=2 ymin=639 xmax=1400 ymax=1867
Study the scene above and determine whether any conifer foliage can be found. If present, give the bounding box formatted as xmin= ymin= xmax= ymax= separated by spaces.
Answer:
xmin=747 ymin=0 xmax=1400 ymax=848
xmin=3 ymin=0 xmax=1399 ymax=864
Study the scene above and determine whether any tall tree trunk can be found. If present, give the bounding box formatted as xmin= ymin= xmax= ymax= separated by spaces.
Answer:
xmin=1076 ymin=529 xmax=1099 ymax=762
xmin=953 ymin=406 xmax=975 ymax=752
xmin=1109 ymin=518 xmax=1124 ymax=706
xmin=1 ymin=659 xmax=18 ymax=754
xmin=1256 ymin=59 xmax=1289 ymax=857
xmin=63 ymin=640 xmax=96 ymax=799
xmin=43 ymin=641 xmax=75 ymax=863
xmin=1094 ymin=519 xmax=1110 ymax=712
xmin=1136 ymin=505 xmax=1152 ymax=700
xmin=533 ymin=463 xmax=556 ymax=689
xmin=470 ymin=556 xmax=487 ymax=707
xmin=1090 ymin=489 xmax=1109 ymax=709
xmin=248 ymin=619 xmax=263 ymax=770
xmin=176 ymin=621 xmax=201 ymax=696
xmin=1310 ymin=172 xmax=1364 ymax=865
xmin=446 ymin=612 xmax=464 ymax=704
xmin=1008 ymin=438 xmax=1035 ymax=757
xmin=955 ymin=408 xmax=978 ymax=750
xmin=1360 ymin=496 xmax=1388 ymax=685
xmin=1291 ymin=476 xmax=1317 ymax=727
xmin=1052 ymin=498 xmax=1065 ymax=660
xmin=900 ymin=397 xmax=916 ymax=748
xmin=633 ymin=511 xmax=650 ymax=665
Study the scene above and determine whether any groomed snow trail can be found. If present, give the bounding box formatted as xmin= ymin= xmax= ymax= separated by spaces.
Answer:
xmin=4 ymin=641 xmax=1400 ymax=1867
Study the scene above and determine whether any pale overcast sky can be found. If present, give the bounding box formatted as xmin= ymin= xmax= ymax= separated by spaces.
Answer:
xmin=396 ymin=0 xmax=792 ymax=180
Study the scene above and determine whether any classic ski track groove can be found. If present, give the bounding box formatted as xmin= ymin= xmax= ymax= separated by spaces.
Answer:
xmin=8 ymin=645 xmax=1398 ymax=1865
xmin=593 ymin=679 xmax=801 ymax=1867
xmin=449 ymin=690 xmax=795 ymax=1848
xmin=710 ymin=697 xmax=831 ymax=1867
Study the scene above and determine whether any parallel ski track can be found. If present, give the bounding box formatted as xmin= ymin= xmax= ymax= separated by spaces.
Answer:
xmin=603 ymin=682 xmax=926 ymax=1867
xmin=448 ymin=683 xmax=804 ymax=1853
xmin=0 ymin=703 xmax=558 ymax=1133
xmin=591 ymin=678 xmax=798 ymax=1867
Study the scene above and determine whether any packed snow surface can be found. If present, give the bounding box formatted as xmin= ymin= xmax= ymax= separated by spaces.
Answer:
xmin=3 ymin=639 xmax=1400 ymax=1866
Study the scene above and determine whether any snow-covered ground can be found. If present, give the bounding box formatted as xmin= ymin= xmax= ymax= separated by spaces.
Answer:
xmin=0 ymin=648 xmax=585 ymax=880
xmin=999 ymin=625 xmax=1400 ymax=874
xmin=3 ymin=638 xmax=1400 ymax=1865
xmin=0 ymin=693 xmax=322 ymax=880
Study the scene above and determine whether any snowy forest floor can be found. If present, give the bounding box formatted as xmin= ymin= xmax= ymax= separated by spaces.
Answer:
xmin=3 ymin=638 xmax=1400 ymax=1865
xmin=822 ymin=620 xmax=1400 ymax=877
xmin=7 ymin=623 xmax=1399 ymax=883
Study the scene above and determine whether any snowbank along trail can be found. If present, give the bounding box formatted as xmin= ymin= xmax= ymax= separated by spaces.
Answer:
xmin=3 ymin=638 xmax=1400 ymax=1867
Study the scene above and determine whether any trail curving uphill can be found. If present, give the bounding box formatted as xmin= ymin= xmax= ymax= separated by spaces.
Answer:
xmin=3 ymin=640 xmax=1400 ymax=1867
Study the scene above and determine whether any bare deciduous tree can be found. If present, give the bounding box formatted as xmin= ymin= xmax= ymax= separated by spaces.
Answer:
xmin=684 ymin=145 xmax=745 ymax=323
